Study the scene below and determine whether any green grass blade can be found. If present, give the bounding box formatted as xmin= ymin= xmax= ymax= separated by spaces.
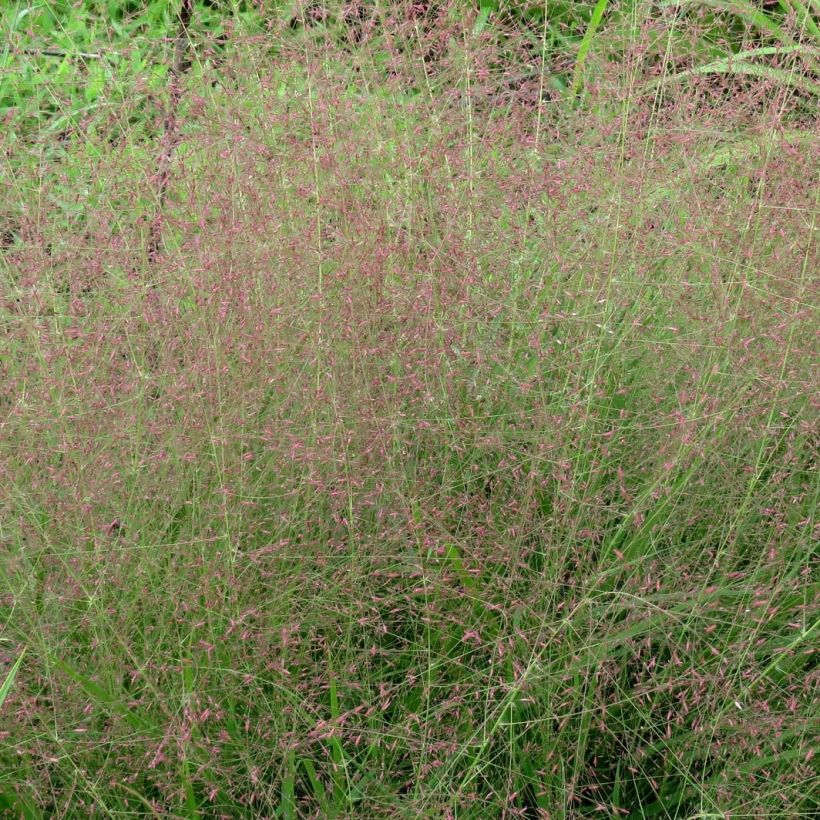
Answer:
xmin=280 ymin=749 xmax=297 ymax=820
xmin=661 ymin=0 xmax=799 ymax=45
xmin=51 ymin=658 xmax=160 ymax=736
xmin=0 ymin=788 xmax=42 ymax=820
xmin=648 ymin=45 xmax=820 ymax=95
xmin=571 ymin=0 xmax=611 ymax=95
xmin=300 ymin=757 xmax=330 ymax=815
xmin=787 ymin=0 xmax=820 ymax=39
xmin=0 ymin=647 xmax=25 ymax=709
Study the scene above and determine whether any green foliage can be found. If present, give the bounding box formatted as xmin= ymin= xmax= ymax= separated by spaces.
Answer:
xmin=2 ymin=1 xmax=817 ymax=139
xmin=480 ymin=0 xmax=818 ymax=99
xmin=0 ymin=0 xmax=266 ymax=136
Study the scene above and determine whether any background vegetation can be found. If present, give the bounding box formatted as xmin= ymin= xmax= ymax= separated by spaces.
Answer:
xmin=1 ymin=1 xmax=818 ymax=817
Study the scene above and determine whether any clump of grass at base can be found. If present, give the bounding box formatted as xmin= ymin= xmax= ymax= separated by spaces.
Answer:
xmin=1 ymin=2 xmax=818 ymax=817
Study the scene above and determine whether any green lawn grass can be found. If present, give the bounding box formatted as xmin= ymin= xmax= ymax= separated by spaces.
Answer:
xmin=1 ymin=2 xmax=818 ymax=817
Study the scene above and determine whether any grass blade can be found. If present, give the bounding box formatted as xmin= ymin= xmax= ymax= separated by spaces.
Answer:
xmin=0 ymin=647 xmax=25 ymax=709
xmin=571 ymin=0 xmax=611 ymax=94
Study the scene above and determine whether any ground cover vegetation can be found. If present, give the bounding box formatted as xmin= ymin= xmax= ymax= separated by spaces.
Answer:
xmin=0 ymin=1 xmax=818 ymax=817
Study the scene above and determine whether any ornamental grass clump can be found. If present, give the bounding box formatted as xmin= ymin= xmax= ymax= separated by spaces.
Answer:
xmin=0 ymin=1 xmax=817 ymax=816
